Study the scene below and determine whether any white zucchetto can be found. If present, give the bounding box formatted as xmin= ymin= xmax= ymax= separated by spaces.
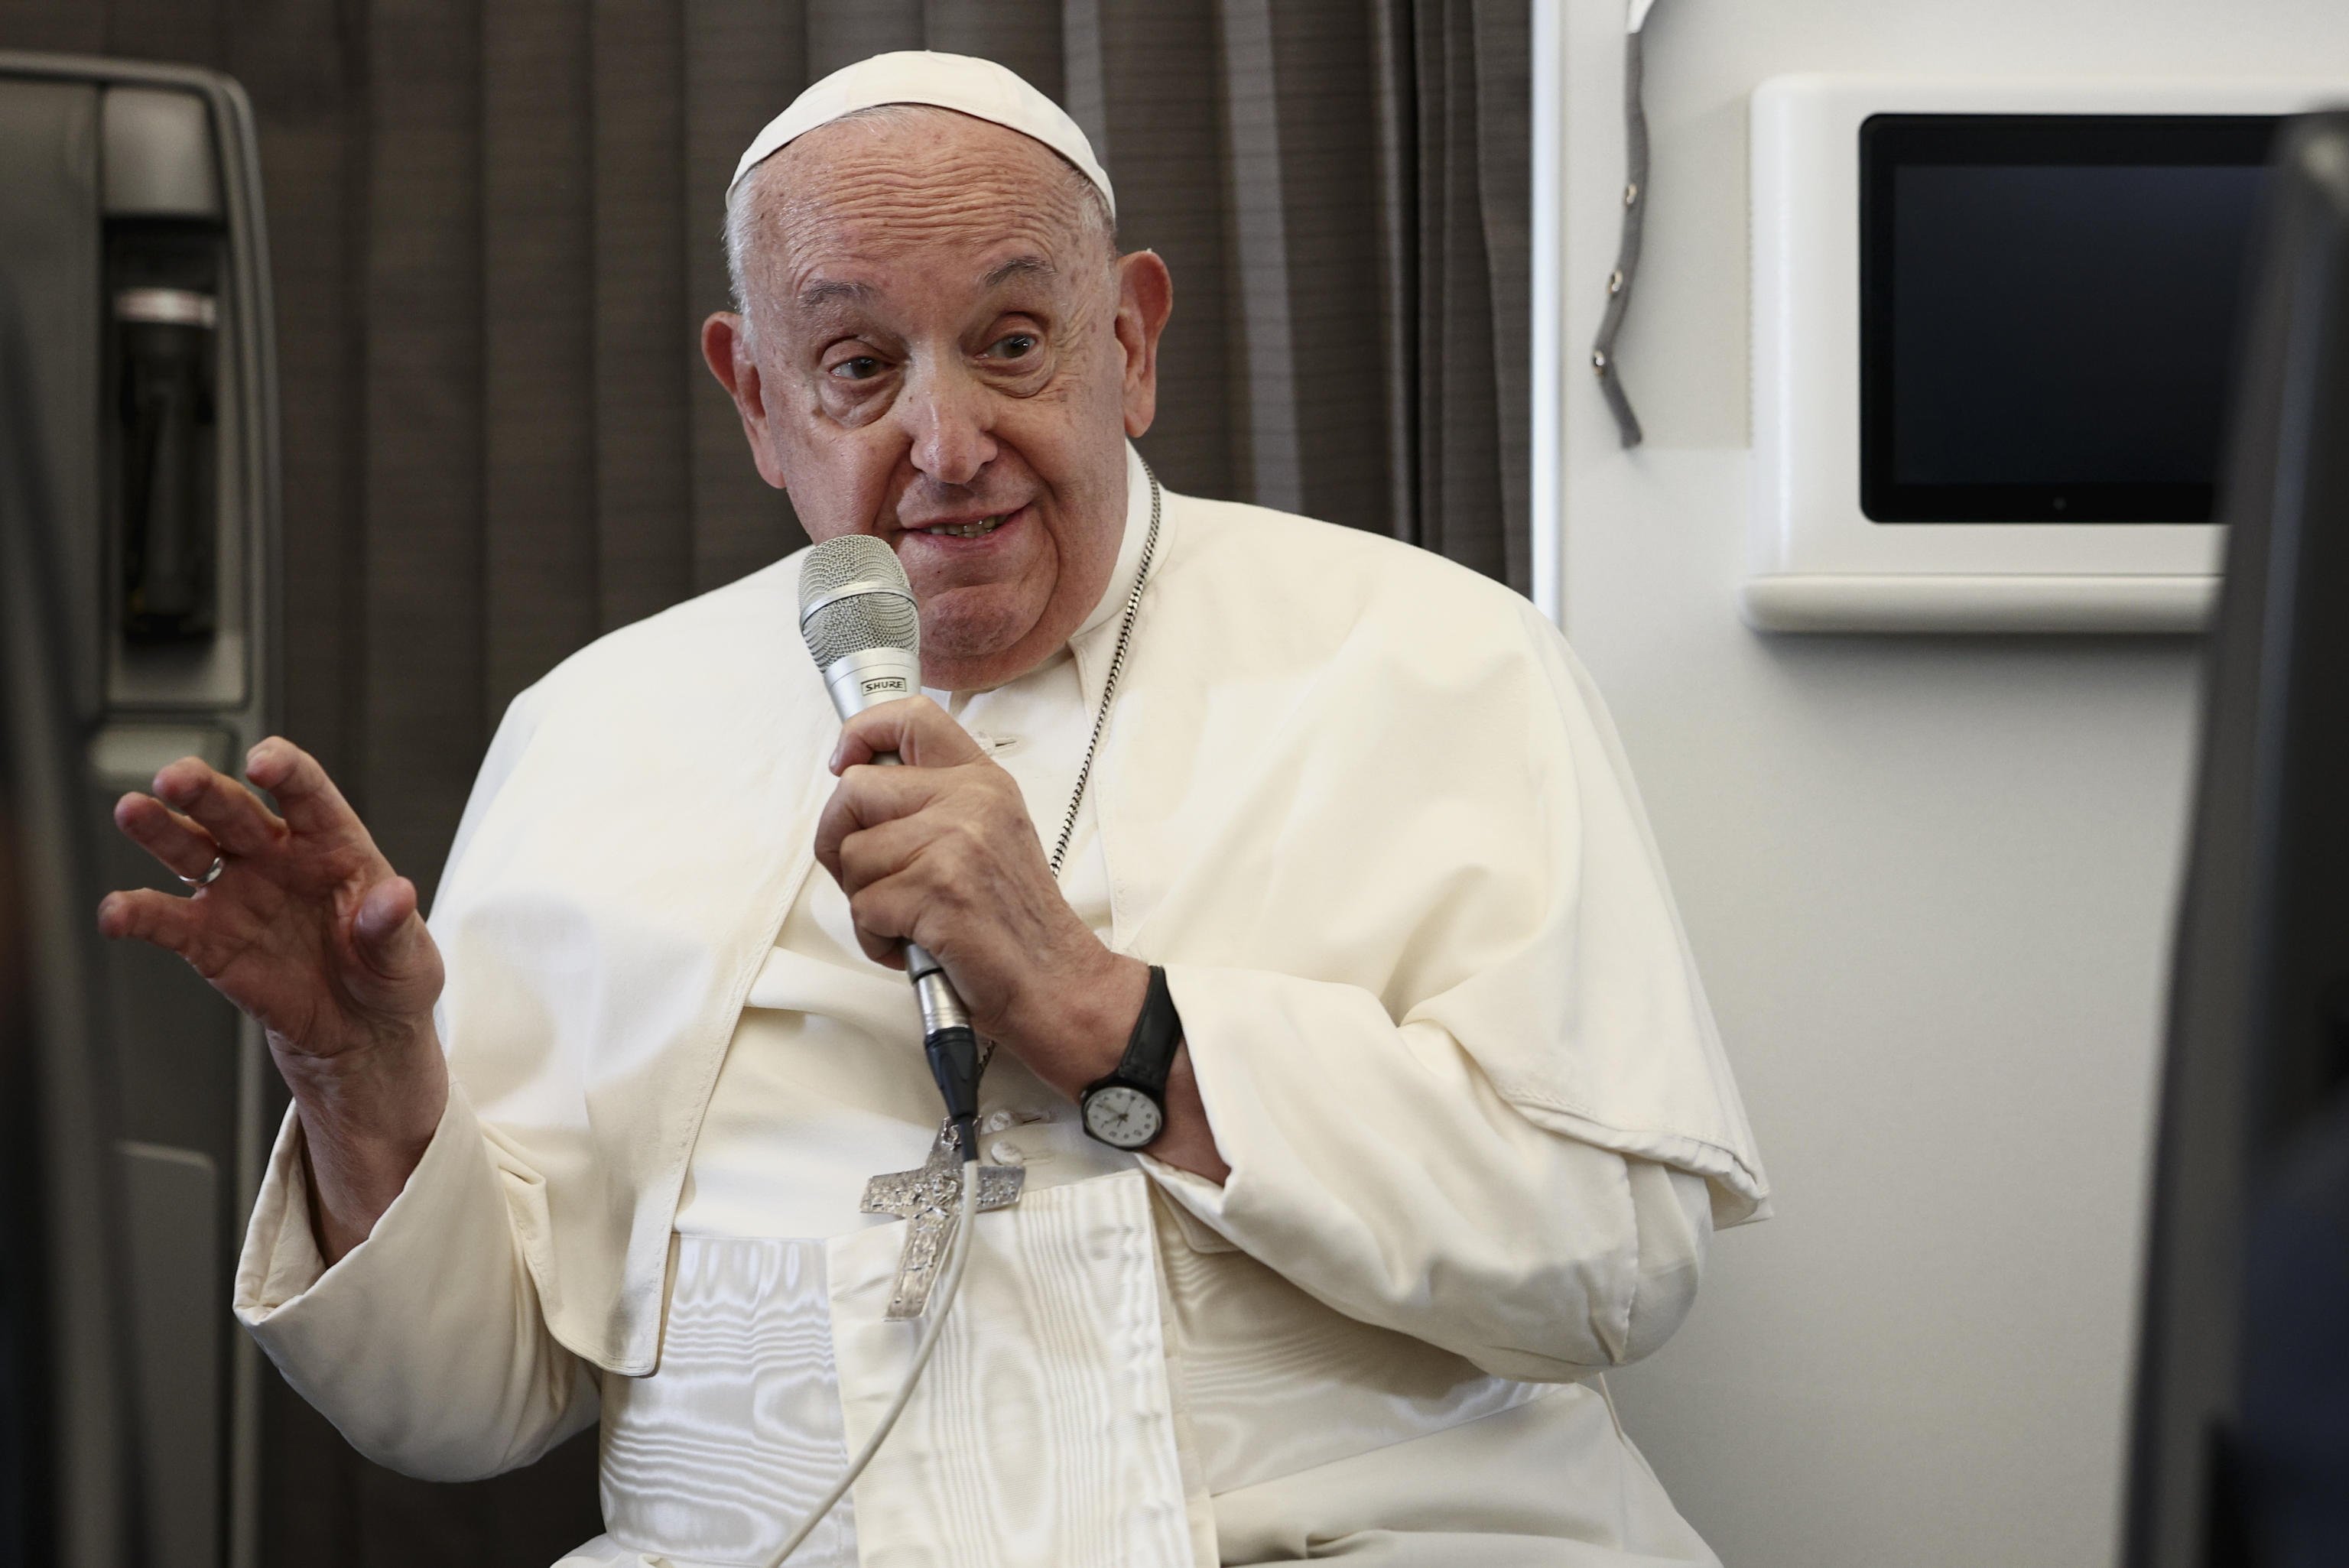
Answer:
xmin=726 ymin=50 xmax=1115 ymax=219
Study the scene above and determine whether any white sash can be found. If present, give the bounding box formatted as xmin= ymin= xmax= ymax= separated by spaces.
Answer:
xmin=598 ymin=1238 xmax=856 ymax=1567
xmin=594 ymin=1171 xmax=1202 ymax=1568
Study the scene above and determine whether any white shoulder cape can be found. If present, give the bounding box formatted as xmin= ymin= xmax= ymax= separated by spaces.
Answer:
xmin=424 ymin=484 xmax=1770 ymax=1375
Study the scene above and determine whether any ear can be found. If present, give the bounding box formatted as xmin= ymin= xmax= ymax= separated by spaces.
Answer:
xmin=700 ymin=312 xmax=789 ymax=489
xmin=1112 ymin=251 xmax=1174 ymax=439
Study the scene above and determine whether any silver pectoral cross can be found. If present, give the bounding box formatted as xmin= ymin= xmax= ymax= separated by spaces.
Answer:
xmin=859 ymin=1122 xmax=1025 ymax=1320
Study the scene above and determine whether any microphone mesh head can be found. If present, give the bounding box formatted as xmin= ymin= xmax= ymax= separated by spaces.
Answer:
xmin=798 ymin=534 xmax=921 ymax=668
xmin=799 ymin=532 xmax=902 ymax=604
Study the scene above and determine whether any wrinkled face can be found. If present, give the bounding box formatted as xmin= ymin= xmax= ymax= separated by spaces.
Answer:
xmin=710 ymin=109 xmax=1168 ymax=691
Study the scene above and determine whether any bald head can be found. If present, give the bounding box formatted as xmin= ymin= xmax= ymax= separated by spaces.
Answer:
xmin=725 ymin=105 xmax=1116 ymax=336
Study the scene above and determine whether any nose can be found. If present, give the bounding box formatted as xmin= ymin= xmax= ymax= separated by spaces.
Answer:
xmin=898 ymin=360 xmax=996 ymax=488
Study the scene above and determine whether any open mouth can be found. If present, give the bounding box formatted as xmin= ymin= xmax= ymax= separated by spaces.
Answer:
xmin=908 ymin=504 xmax=1025 ymax=542
xmin=920 ymin=515 xmax=1006 ymax=539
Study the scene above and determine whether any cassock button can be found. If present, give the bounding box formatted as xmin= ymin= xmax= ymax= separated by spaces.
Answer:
xmin=988 ymin=1139 xmax=1026 ymax=1165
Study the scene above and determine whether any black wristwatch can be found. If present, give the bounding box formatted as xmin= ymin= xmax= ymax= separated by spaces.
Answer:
xmin=1080 ymin=965 xmax=1182 ymax=1151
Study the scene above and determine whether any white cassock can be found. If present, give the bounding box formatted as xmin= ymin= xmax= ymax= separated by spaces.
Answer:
xmin=233 ymin=444 xmax=1770 ymax=1566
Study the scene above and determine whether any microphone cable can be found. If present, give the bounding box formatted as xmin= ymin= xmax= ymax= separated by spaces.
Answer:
xmin=761 ymin=1148 xmax=980 ymax=1566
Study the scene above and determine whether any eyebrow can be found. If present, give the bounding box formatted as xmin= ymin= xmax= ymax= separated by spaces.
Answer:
xmin=791 ymin=255 xmax=1058 ymax=315
xmin=982 ymin=255 xmax=1057 ymax=290
xmin=797 ymin=278 xmax=870 ymax=310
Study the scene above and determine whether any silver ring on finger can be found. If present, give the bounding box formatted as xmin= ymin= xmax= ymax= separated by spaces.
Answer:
xmin=178 ymin=853 xmax=226 ymax=888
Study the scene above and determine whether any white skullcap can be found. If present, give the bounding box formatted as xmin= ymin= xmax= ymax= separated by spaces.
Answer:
xmin=726 ymin=50 xmax=1115 ymax=220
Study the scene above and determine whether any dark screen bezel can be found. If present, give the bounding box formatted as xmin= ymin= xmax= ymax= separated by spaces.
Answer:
xmin=1858 ymin=112 xmax=2279 ymax=524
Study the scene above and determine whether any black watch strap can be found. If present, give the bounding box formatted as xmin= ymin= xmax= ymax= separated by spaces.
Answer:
xmin=1113 ymin=966 xmax=1182 ymax=1094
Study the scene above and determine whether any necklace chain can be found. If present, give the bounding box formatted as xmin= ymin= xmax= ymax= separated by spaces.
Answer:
xmin=973 ymin=463 xmax=1162 ymax=1083
xmin=1048 ymin=464 xmax=1161 ymax=878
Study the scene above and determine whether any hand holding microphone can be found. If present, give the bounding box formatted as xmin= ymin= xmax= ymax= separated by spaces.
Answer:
xmin=798 ymin=535 xmax=1147 ymax=1150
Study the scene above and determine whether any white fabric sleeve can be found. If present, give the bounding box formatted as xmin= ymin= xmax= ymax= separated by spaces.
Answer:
xmin=1145 ymin=966 xmax=1714 ymax=1383
xmin=233 ymin=1079 xmax=598 ymax=1480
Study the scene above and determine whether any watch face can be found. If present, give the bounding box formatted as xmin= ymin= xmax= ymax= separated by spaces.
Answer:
xmin=1083 ymin=1084 xmax=1164 ymax=1149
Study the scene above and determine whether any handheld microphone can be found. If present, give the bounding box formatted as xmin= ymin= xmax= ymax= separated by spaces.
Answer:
xmin=798 ymin=534 xmax=982 ymax=1163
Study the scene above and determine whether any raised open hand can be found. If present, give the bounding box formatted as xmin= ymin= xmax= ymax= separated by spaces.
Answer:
xmin=97 ymin=737 xmax=443 ymax=1064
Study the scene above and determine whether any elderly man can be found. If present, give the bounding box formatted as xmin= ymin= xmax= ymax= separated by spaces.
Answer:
xmin=99 ymin=51 xmax=1765 ymax=1568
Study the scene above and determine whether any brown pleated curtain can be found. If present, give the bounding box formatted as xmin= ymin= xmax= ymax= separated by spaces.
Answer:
xmin=1 ymin=1 xmax=1528 ymax=1560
